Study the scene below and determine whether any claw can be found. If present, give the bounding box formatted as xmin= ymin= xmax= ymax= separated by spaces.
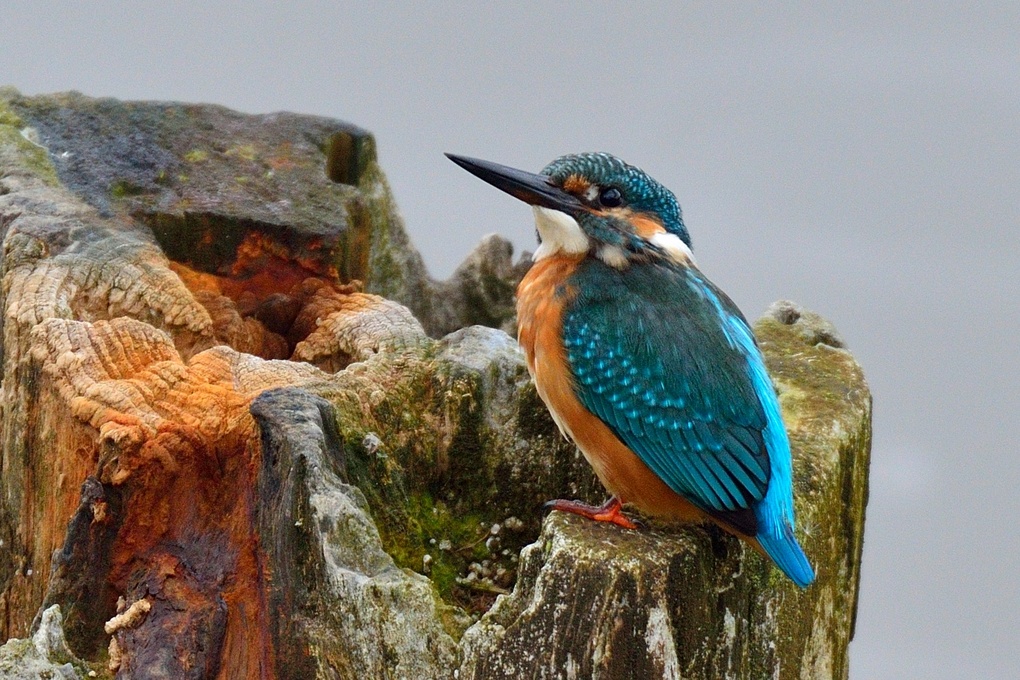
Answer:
xmin=544 ymin=496 xmax=641 ymax=530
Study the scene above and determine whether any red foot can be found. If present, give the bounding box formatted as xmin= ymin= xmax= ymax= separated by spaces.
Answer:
xmin=544 ymin=496 xmax=641 ymax=530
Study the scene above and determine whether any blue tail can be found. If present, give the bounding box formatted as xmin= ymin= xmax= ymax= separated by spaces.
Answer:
xmin=757 ymin=524 xmax=815 ymax=588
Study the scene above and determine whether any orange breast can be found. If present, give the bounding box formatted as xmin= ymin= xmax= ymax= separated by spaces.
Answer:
xmin=516 ymin=256 xmax=706 ymax=523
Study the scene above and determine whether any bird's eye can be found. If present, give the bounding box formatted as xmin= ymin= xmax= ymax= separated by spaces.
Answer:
xmin=598 ymin=187 xmax=623 ymax=207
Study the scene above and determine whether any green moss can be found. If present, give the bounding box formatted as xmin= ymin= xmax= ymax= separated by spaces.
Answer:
xmin=183 ymin=148 xmax=209 ymax=163
xmin=0 ymin=99 xmax=61 ymax=187
xmin=364 ymin=186 xmax=406 ymax=297
xmin=225 ymin=144 xmax=257 ymax=161
xmin=109 ymin=179 xmax=149 ymax=198
xmin=361 ymin=164 xmax=425 ymax=302
xmin=369 ymin=246 xmax=401 ymax=295
xmin=324 ymin=131 xmax=371 ymax=185
xmin=353 ymin=147 xmax=381 ymax=189
xmin=379 ymin=491 xmax=486 ymax=594
xmin=0 ymin=106 xmax=22 ymax=127
xmin=321 ymin=356 xmax=530 ymax=612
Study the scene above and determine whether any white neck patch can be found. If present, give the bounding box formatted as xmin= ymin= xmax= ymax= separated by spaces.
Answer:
xmin=532 ymin=207 xmax=590 ymax=261
xmin=650 ymin=232 xmax=696 ymax=265
xmin=597 ymin=244 xmax=629 ymax=269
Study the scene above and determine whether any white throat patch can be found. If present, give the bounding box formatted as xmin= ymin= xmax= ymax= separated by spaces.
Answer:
xmin=532 ymin=207 xmax=590 ymax=261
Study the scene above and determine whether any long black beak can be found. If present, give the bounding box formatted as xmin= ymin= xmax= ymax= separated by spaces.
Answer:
xmin=446 ymin=153 xmax=584 ymax=214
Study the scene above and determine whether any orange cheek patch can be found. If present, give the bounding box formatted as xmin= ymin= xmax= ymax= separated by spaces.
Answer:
xmin=593 ymin=208 xmax=665 ymax=240
xmin=562 ymin=174 xmax=592 ymax=195
xmin=630 ymin=214 xmax=667 ymax=239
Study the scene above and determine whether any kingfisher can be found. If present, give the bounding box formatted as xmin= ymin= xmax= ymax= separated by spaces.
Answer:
xmin=446 ymin=151 xmax=814 ymax=587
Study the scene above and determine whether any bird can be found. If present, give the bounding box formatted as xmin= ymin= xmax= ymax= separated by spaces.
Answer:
xmin=446 ymin=151 xmax=815 ymax=588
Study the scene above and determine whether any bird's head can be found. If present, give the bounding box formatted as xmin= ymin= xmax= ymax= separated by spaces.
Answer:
xmin=447 ymin=152 xmax=692 ymax=267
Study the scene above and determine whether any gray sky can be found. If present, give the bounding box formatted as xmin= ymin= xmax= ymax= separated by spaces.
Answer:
xmin=4 ymin=3 xmax=1019 ymax=677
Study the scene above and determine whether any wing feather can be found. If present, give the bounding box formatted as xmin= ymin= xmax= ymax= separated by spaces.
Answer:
xmin=563 ymin=259 xmax=774 ymax=518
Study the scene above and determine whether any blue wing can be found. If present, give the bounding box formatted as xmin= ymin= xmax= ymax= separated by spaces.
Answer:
xmin=563 ymin=259 xmax=774 ymax=528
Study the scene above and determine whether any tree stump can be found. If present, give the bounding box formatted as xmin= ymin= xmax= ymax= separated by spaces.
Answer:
xmin=0 ymin=90 xmax=870 ymax=679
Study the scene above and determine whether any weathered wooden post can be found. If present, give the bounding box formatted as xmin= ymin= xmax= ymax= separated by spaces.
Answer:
xmin=0 ymin=90 xmax=869 ymax=679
